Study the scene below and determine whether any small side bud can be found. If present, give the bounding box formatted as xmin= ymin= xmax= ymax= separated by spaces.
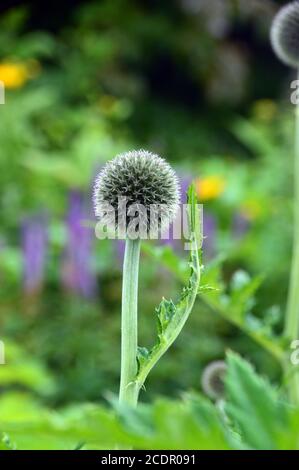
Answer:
xmin=201 ymin=360 xmax=227 ymax=401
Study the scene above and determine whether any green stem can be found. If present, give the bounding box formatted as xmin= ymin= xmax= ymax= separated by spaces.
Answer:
xmin=119 ymin=238 xmax=140 ymax=407
xmin=285 ymin=69 xmax=299 ymax=405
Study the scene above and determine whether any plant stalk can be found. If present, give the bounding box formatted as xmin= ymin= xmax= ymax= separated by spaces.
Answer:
xmin=119 ymin=238 xmax=140 ymax=407
xmin=285 ymin=69 xmax=299 ymax=405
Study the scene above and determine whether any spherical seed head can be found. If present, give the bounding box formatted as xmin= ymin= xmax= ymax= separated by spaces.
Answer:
xmin=201 ymin=360 xmax=227 ymax=401
xmin=93 ymin=150 xmax=180 ymax=237
xmin=270 ymin=1 xmax=299 ymax=68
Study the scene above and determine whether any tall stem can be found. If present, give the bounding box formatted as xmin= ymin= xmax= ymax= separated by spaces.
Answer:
xmin=285 ymin=69 xmax=299 ymax=405
xmin=119 ymin=238 xmax=140 ymax=407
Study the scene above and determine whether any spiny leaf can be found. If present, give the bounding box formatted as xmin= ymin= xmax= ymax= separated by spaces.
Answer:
xmin=0 ymin=393 xmax=233 ymax=450
xmin=135 ymin=183 xmax=202 ymax=390
xmin=156 ymin=298 xmax=176 ymax=339
xmin=137 ymin=347 xmax=150 ymax=372
xmin=225 ymin=352 xmax=289 ymax=450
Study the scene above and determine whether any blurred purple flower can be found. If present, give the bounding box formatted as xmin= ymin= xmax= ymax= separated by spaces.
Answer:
xmin=161 ymin=175 xmax=192 ymax=250
xmin=22 ymin=215 xmax=48 ymax=295
xmin=233 ymin=213 xmax=250 ymax=239
xmin=116 ymin=240 xmax=126 ymax=264
xmin=203 ymin=212 xmax=216 ymax=260
xmin=61 ymin=190 xmax=96 ymax=298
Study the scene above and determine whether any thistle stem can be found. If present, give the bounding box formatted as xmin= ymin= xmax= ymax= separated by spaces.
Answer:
xmin=119 ymin=238 xmax=140 ymax=407
xmin=285 ymin=68 xmax=299 ymax=405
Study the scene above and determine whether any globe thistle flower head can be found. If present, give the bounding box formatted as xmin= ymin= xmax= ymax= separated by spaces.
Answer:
xmin=93 ymin=150 xmax=180 ymax=238
xmin=270 ymin=1 xmax=299 ymax=68
xmin=201 ymin=360 xmax=227 ymax=401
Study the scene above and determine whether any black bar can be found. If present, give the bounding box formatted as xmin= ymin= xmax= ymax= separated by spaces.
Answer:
xmin=0 ymin=450 xmax=298 ymax=465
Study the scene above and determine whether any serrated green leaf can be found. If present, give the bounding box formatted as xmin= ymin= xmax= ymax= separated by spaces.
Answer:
xmin=144 ymin=244 xmax=284 ymax=364
xmin=0 ymin=393 xmax=233 ymax=450
xmin=225 ymin=352 xmax=290 ymax=450
xmin=156 ymin=298 xmax=176 ymax=338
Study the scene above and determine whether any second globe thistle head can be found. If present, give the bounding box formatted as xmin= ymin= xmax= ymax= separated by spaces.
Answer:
xmin=93 ymin=150 xmax=180 ymax=238
xmin=270 ymin=1 xmax=299 ymax=68
xmin=201 ymin=360 xmax=227 ymax=401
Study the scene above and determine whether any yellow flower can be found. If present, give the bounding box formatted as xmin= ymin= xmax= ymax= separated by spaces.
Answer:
xmin=98 ymin=94 xmax=117 ymax=112
xmin=0 ymin=60 xmax=39 ymax=89
xmin=252 ymin=99 xmax=277 ymax=122
xmin=240 ymin=199 xmax=262 ymax=220
xmin=196 ymin=176 xmax=226 ymax=201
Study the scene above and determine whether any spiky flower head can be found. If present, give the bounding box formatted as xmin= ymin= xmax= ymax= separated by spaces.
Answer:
xmin=93 ymin=150 xmax=180 ymax=238
xmin=201 ymin=360 xmax=227 ymax=401
xmin=270 ymin=1 xmax=299 ymax=68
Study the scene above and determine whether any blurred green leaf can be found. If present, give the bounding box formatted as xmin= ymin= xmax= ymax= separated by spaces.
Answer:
xmin=225 ymin=352 xmax=298 ymax=450
xmin=0 ymin=340 xmax=56 ymax=396
xmin=0 ymin=392 xmax=231 ymax=450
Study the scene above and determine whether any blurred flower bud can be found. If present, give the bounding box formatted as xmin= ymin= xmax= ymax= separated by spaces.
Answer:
xmin=271 ymin=1 xmax=299 ymax=68
xmin=201 ymin=360 xmax=227 ymax=400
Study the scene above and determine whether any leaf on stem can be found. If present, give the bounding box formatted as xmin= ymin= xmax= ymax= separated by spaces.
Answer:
xmin=135 ymin=184 xmax=202 ymax=390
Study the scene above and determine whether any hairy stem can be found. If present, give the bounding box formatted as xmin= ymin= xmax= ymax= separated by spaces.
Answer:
xmin=285 ymin=69 xmax=299 ymax=405
xmin=119 ymin=238 xmax=140 ymax=407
